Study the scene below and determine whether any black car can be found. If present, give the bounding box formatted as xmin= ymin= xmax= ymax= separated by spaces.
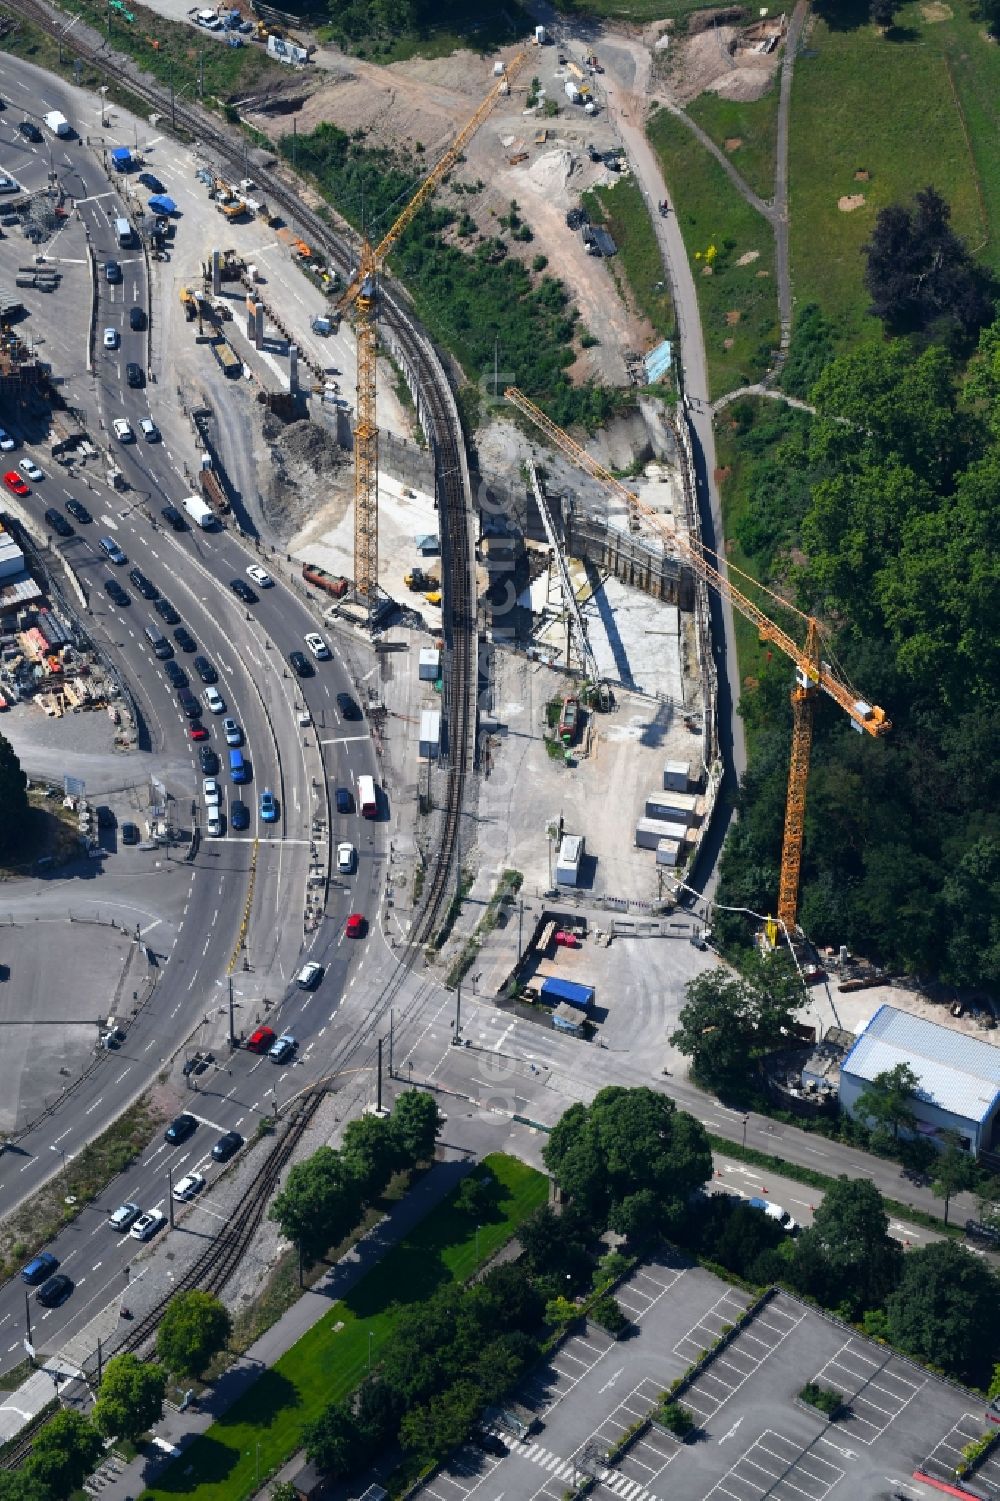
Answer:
xmin=165 ymin=1112 xmax=197 ymax=1144
xmin=129 ymin=306 xmax=146 ymax=331
xmin=472 ymin=1431 xmax=508 ymax=1458
xmin=155 ymin=597 xmax=181 ymax=625
xmin=174 ymin=627 xmax=197 ymax=652
xmin=182 ymin=1051 xmax=212 ymax=1077
xmin=18 ymin=120 xmax=42 ymax=142
xmin=212 ymin=1130 xmax=243 ymax=1163
xmin=164 ymin=660 xmax=187 ymax=689
xmin=105 ymin=259 xmax=122 ymax=284
xmin=230 ymin=578 xmax=258 ymax=605
xmin=104 ymin=578 xmax=130 ymax=605
xmin=128 ymin=567 xmax=158 ymax=600
xmin=193 ymin=656 xmax=217 ymax=683
xmin=139 ymin=172 xmax=164 ymax=192
xmin=161 ymin=505 xmax=185 ymax=530
xmin=230 ymin=798 xmax=250 ymax=830
xmin=178 ymin=687 xmax=199 ymax=718
xmin=126 ymin=361 xmax=144 ymax=388
xmin=335 ymin=786 xmax=353 ymax=814
xmin=337 ymin=692 xmax=361 ymax=720
xmin=199 ymin=746 xmax=219 ymax=776
xmin=36 ymin=1273 xmax=73 ymax=1307
xmin=289 ymin=650 xmax=313 ymax=678
xmin=44 ymin=507 xmax=72 ymax=538
xmin=120 ymin=821 xmax=140 ymax=844
xmin=66 ymin=498 xmax=91 ymax=524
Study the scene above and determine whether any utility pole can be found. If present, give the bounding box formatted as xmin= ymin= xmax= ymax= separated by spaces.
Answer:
xmin=168 ymin=1164 xmax=174 ymax=1228
xmin=228 ymin=976 xmax=235 ymax=1049
xmin=376 ymin=1037 xmax=383 ymax=1113
xmin=96 ymin=1335 xmax=103 ymax=1387
xmin=454 ymin=979 xmax=462 ymax=1044
xmin=388 ymin=1009 xmax=394 ymax=1078
xmin=517 ymin=898 xmax=524 ymax=962
xmin=198 ymin=48 xmax=205 ymax=100
xmin=292 ymin=115 xmax=297 ymax=172
xmin=24 ymin=1290 xmax=33 ymax=1361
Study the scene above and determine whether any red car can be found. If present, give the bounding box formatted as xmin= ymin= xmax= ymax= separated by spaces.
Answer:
xmin=346 ymin=913 xmax=366 ymax=938
xmin=4 ymin=470 xmax=28 ymax=496
xmin=246 ymin=1025 xmax=276 ymax=1054
xmin=188 ymin=721 xmax=209 ymax=741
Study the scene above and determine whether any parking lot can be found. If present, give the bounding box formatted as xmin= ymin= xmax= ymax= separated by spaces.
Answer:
xmin=413 ymin=1260 xmax=996 ymax=1501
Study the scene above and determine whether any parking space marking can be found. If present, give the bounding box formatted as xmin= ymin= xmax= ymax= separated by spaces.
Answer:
xmin=674 ymin=1287 xmax=752 ymax=1362
xmin=810 ymin=1341 xmax=926 ymax=1444
xmin=706 ymin=1430 xmax=844 ymax=1501
xmin=680 ymin=1296 xmax=805 ymax=1424
xmin=921 ymin=1412 xmax=987 ymax=1486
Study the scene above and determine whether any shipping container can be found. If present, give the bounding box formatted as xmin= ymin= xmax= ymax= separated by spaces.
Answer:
xmin=540 ymin=975 xmax=594 ymax=1010
xmin=663 ymin=760 xmax=691 ymax=792
xmin=301 ymin=561 xmax=349 ymax=598
xmin=419 ymin=709 xmax=441 ymax=761
xmin=555 ymin=833 xmax=584 ymax=886
xmin=635 ymin=816 xmax=688 ymax=850
xmin=644 ymin=789 xmax=699 ymax=825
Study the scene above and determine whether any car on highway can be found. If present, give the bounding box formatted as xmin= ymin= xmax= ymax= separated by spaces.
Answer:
xmin=269 ymin=1033 xmax=296 ymax=1064
xmin=128 ymin=567 xmax=157 ymax=599
xmin=337 ymin=842 xmax=354 ymax=874
xmin=188 ymin=721 xmax=208 ymax=741
xmin=109 ymin=1202 xmax=141 ymax=1232
xmin=172 ymin=1171 xmax=206 ymax=1202
xmin=139 ymin=172 xmax=164 ymax=192
xmin=165 ymin=1113 xmax=197 ymax=1144
xmin=66 ymin=498 xmax=91 ymax=523
xmin=18 ymin=120 xmax=42 ymax=142
xmin=259 ymin=789 xmax=277 ymax=822
xmin=202 ymin=778 xmax=221 ymax=806
xmin=230 ymin=578 xmax=257 ymax=605
xmin=199 ymin=746 xmax=219 ymax=776
xmin=164 ymin=661 xmax=187 ymax=688
xmin=126 ymin=361 xmax=144 ymax=388
xmin=120 ymin=821 xmax=140 ymax=844
xmin=140 ymin=417 xmax=160 ymax=442
xmin=246 ymin=1025 xmax=276 ymax=1054
xmin=18 ymin=458 xmax=43 ymax=483
xmin=246 ymin=565 xmax=273 ymax=587
xmin=36 ymin=1273 xmax=73 ymax=1306
xmin=105 ymin=579 xmax=130 ymax=606
xmin=230 ymin=798 xmax=250 ymax=830
xmin=103 ymin=327 xmax=119 ymax=350
xmin=0 ymin=174 xmax=18 ymax=194
xmin=113 ymin=417 xmax=134 ymax=443
xmin=130 ymin=1210 xmax=166 ymax=1242
xmin=337 ymin=692 xmax=361 ymax=720
xmin=0 ymin=428 xmax=14 ymax=451
xmin=335 ymin=787 xmax=353 ymax=814
xmin=174 ymin=626 xmax=196 ymax=651
xmin=212 ymin=1130 xmax=243 ymax=1162
xmin=204 ymin=686 xmax=225 ymax=715
xmin=44 ymin=507 xmax=72 ymax=538
xmin=194 ymin=656 xmax=218 ymax=683
xmin=154 ymin=598 xmax=181 ymax=625
xmin=296 ymin=962 xmax=324 ymax=990
xmin=105 ymin=259 xmax=121 ymax=283
xmin=129 ymin=306 xmax=146 ymax=331
xmin=179 ymin=688 xmax=200 ymax=718
xmin=161 ymin=504 xmax=185 ymax=530
xmin=223 ymin=718 xmax=242 ymax=746
xmin=3 ymin=470 xmax=28 ymax=496
xmin=289 ymin=650 xmax=313 ymax=678
xmin=206 ymin=809 xmax=223 ymax=837
xmin=346 ymin=913 xmax=366 ymax=938
xmin=21 ymin=1252 xmax=59 ymax=1285
xmin=304 ymin=632 xmax=331 ymax=660
xmin=99 ymin=536 xmax=127 ymax=565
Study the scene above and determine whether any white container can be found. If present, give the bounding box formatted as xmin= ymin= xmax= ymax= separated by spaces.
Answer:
xmin=655 ymin=838 xmax=681 ymax=867
xmin=663 ymin=759 xmax=691 ymax=793
xmin=635 ymin=817 xmax=687 ymax=850
xmin=419 ymin=709 xmax=441 ymax=760
xmin=418 ymin=647 xmax=440 ymax=681
xmin=555 ymin=833 xmax=584 ymax=886
xmin=584 ymin=101 xmax=597 ymax=115
xmin=645 ymin=789 xmax=699 ymax=825
xmin=534 ymin=24 xmax=547 ymax=43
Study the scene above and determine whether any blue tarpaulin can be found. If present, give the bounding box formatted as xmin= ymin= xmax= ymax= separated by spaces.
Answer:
xmin=110 ymin=147 xmax=132 ymax=171
xmin=644 ymin=339 xmax=672 ymax=384
xmin=148 ymin=194 xmax=177 ymax=215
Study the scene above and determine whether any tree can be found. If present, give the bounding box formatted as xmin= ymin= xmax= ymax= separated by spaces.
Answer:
xmin=0 ymin=733 xmax=28 ymax=860
xmin=0 ymin=1472 xmax=49 ymax=1501
xmin=156 ymin=1290 xmax=232 ymax=1377
xmin=517 ymin=1204 xmax=592 ymax=1290
xmin=304 ymin=1401 xmax=363 ymax=1478
xmin=93 ymin=1352 xmax=166 ymax=1441
xmin=340 ymin=1114 xmax=396 ymax=1197
xmin=870 ymin=0 xmax=898 ymax=24
xmin=398 ymin=1380 xmax=480 ymax=1460
xmin=854 ymin=1063 xmax=919 ymax=1143
xmin=862 ymin=187 xmax=994 ymax=342
xmin=670 ymin=956 xmax=800 ymax=1093
xmin=270 ymin=1484 xmax=297 ymax=1501
xmin=886 ymin=1240 xmax=1000 ymax=1385
xmin=543 ymin=1087 xmax=712 ymax=1234
xmin=454 ymin=1168 xmax=496 ymax=1221
xmin=975 ymin=1175 xmax=1000 ymax=1230
xmin=268 ymin=1146 xmax=363 ymax=1263
xmin=24 ymin=1411 xmax=102 ymax=1498
xmin=931 ymin=1132 xmax=976 ymax=1226
xmin=975 ymin=0 xmax=1000 ymax=38
xmin=792 ymin=1177 xmax=902 ymax=1316
xmin=388 ymin=1089 xmax=440 ymax=1167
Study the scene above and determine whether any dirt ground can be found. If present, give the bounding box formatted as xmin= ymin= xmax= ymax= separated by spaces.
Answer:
xmin=650 ymin=12 xmax=785 ymax=105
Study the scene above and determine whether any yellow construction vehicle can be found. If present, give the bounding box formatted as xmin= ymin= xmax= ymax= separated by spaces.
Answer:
xmin=218 ymin=200 xmax=246 ymax=221
xmin=179 ymin=286 xmax=196 ymax=321
xmin=504 ymin=386 xmax=890 ymax=934
xmin=404 ymin=566 xmax=439 ymax=592
xmin=424 ymin=590 xmax=442 ymax=607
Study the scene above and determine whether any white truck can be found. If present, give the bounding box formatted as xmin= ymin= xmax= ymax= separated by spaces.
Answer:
xmin=43 ymin=111 xmax=71 ymax=138
xmin=181 ymin=494 xmax=217 ymax=530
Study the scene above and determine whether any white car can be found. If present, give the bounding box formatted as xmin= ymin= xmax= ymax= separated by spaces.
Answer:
xmin=223 ymin=717 xmax=242 ymax=746
xmin=171 ymin=1171 xmax=205 ymax=1202
xmin=130 ymin=1209 xmax=166 ymax=1241
xmin=202 ymin=777 xmax=221 ymax=806
xmin=304 ymin=632 xmax=330 ymax=661
xmin=204 ymin=686 xmax=225 ymax=714
xmin=206 ymin=810 xmax=222 ymax=837
xmin=112 ymin=418 xmax=134 ymax=443
xmin=296 ymin=961 xmax=323 ymax=990
xmin=140 ymin=417 xmax=160 ymax=442
xmin=18 ymin=458 xmax=42 ymax=482
xmin=103 ymin=327 xmax=119 ymax=350
xmin=0 ymin=428 xmax=14 ymax=452
xmin=337 ymin=841 xmax=354 ymax=874
xmin=247 ymin=565 xmax=273 ymax=588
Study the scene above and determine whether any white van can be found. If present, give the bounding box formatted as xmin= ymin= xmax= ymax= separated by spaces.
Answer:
xmin=114 ymin=216 xmax=134 ymax=248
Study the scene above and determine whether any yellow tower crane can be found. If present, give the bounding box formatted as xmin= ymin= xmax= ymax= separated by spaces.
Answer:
xmin=335 ymin=47 xmax=530 ymax=618
xmin=504 ymin=386 xmax=891 ymax=934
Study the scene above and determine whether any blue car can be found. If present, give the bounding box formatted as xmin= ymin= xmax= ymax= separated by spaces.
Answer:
xmin=259 ymin=790 xmax=278 ymax=823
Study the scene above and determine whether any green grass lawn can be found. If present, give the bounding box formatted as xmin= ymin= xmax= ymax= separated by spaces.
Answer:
xmin=648 ymin=107 xmax=779 ymax=397
xmin=141 ymin=1154 xmax=547 ymax=1501
xmin=788 ymin=0 xmax=996 ymax=349
xmin=686 ymin=86 xmax=781 ymax=203
xmin=582 ymin=177 xmax=675 ymax=341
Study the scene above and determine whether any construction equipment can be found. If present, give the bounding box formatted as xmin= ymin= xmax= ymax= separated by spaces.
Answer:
xmin=505 ymin=386 xmax=891 ymax=933
xmin=179 ymin=287 xmax=197 ymax=321
xmin=218 ymin=200 xmax=246 ymax=221
xmin=404 ymin=566 xmax=439 ymax=592
xmin=336 ymin=45 xmax=530 ymax=618
xmin=526 ymin=459 xmax=604 ymax=700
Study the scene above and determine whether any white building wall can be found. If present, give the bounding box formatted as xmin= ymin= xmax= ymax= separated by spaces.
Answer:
xmin=840 ymin=1070 xmax=987 ymax=1153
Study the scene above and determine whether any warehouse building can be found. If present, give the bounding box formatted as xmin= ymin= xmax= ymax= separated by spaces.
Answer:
xmin=839 ymin=1005 xmax=1000 ymax=1155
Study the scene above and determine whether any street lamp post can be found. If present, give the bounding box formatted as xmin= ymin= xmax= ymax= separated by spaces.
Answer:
xmin=742 ymin=1113 xmax=749 ymax=1151
xmin=49 ymin=1143 xmax=68 ymax=1186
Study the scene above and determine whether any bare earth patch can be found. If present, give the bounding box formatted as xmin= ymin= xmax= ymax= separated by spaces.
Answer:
xmin=722 ymin=336 xmax=735 ymax=349
xmin=854 ymin=168 xmax=871 ymax=181
xmin=736 ymin=249 xmax=760 ymax=266
xmin=838 ymin=193 xmax=866 ymax=212
xmin=724 ymin=136 xmax=743 ymax=151
xmin=921 ymin=2 xmax=953 ymax=19
xmin=725 ymin=308 xmax=742 ymax=324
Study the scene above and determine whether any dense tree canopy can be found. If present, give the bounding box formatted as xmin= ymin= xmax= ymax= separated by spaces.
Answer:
xmin=670 ymin=954 xmax=800 ymax=1093
xmin=93 ymin=1352 xmax=166 ymax=1441
xmin=156 ymin=1290 xmax=231 ymax=1377
xmin=0 ymin=733 xmax=28 ymax=860
xmin=24 ymin=1411 xmax=102 ymax=1499
xmin=791 ymin=1177 xmax=902 ymax=1317
xmin=862 ymin=187 xmax=994 ymax=342
xmin=886 ymin=1240 xmax=1000 ymax=1385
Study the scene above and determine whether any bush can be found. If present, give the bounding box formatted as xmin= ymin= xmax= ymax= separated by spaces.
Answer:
xmin=589 ymin=1295 xmax=628 ymax=1338
xmin=798 ymin=1382 xmax=844 ymax=1418
xmin=657 ymin=1399 xmax=696 ymax=1437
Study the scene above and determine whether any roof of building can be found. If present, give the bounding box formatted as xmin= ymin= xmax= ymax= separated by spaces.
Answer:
xmin=842 ymin=1004 xmax=1000 ymax=1124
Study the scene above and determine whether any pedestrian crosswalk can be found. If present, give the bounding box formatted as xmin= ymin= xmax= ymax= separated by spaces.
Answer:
xmin=509 ymin=1438 xmax=657 ymax=1501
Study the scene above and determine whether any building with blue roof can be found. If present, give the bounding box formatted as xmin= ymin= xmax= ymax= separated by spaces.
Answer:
xmin=839 ymin=1004 xmax=1000 ymax=1155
